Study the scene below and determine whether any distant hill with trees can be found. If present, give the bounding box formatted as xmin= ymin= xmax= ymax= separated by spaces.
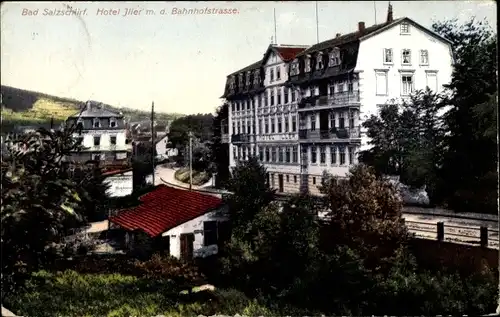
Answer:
xmin=0 ymin=85 xmax=184 ymax=132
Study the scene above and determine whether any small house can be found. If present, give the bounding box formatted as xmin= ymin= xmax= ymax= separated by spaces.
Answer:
xmin=109 ymin=185 xmax=229 ymax=260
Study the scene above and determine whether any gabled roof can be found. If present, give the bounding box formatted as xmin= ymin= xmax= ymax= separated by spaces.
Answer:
xmin=109 ymin=185 xmax=223 ymax=237
xmin=262 ymin=44 xmax=309 ymax=64
xmin=297 ymin=18 xmax=405 ymax=58
xmin=70 ymin=101 xmax=123 ymax=118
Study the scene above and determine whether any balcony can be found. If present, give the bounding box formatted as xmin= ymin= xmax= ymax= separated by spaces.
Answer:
xmin=231 ymin=133 xmax=249 ymax=143
xmin=298 ymin=91 xmax=361 ymax=111
xmin=298 ymin=127 xmax=361 ymax=142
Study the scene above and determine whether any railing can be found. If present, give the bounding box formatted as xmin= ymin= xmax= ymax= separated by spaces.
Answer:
xmin=231 ymin=133 xmax=249 ymax=143
xmin=299 ymin=91 xmax=361 ymax=110
xmin=405 ymin=220 xmax=499 ymax=249
xmin=298 ymin=127 xmax=361 ymax=140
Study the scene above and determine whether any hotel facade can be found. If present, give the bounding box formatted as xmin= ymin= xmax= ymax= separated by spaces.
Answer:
xmin=222 ymin=7 xmax=453 ymax=195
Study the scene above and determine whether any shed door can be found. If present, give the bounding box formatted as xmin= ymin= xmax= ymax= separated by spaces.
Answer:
xmin=180 ymin=233 xmax=194 ymax=260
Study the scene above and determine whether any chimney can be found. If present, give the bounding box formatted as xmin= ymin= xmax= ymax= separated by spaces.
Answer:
xmin=336 ymin=33 xmax=341 ymax=38
xmin=358 ymin=22 xmax=365 ymax=32
xmin=387 ymin=3 xmax=393 ymax=23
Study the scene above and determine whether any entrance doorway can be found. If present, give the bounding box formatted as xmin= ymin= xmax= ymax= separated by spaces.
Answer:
xmin=278 ymin=174 xmax=284 ymax=192
xmin=180 ymin=233 xmax=194 ymax=260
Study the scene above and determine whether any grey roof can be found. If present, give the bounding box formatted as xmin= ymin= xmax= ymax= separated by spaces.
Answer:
xmin=69 ymin=101 xmax=123 ymax=118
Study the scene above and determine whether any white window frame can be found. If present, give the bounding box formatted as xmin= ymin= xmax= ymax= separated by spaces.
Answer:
xmin=400 ymin=22 xmax=410 ymax=35
xmin=401 ymin=73 xmax=415 ymax=96
xmin=304 ymin=56 xmax=311 ymax=72
xmin=425 ymin=70 xmax=439 ymax=92
xmin=329 ymin=48 xmax=341 ymax=66
xmin=375 ymin=70 xmax=388 ymax=96
xmin=270 ymin=68 xmax=274 ymax=82
xmin=401 ymin=49 xmax=412 ymax=65
xmin=383 ymin=48 xmax=393 ymax=64
xmin=110 ymin=118 xmax=117 ymax=128
xmin=420 ymin=49 xmax=429 ymax=66
xmin=316 ymin=53 xmax=323 ymax=70
xmin=93 ymin=118 xmax=100 ymax=128
xmin=276 ymin=66 xmax=281 ymax=80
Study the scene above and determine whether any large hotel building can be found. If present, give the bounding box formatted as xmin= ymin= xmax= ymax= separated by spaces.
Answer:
xmin=221 ymin=6 xmax=453 ymax=195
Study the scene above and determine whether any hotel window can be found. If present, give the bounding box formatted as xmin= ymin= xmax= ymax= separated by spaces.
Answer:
xmin=264 ymin=94 xmax=268 ymax=107
xmin=292 ymin=146 xmax=298 ymax=163
xmin=247 ymin=121 xmax=251 ymax=134
xmin=291 ymin=90 xmax=296 ymax=102
xmin=286 ymin=147 xmax=291 ymax=162
xmin=270 ymin=90 xmax=275 ymax=106
xmin=339 ymin=146 xmax=346 ymax=165
xmin=110 ymin=136 xmax=117 ymax=145
xmin=237 ymin=122 xmax=241 ymax=134
xmin=242 ymin=122 xmax=246 ymax=134
xmin=401 ymin=74 xmax=414 ymax=96
xmin=232 ymin=122 xmax=236 ymax=134
xmin=259 ymin=119 xmax=263 ymax=135
xmin=265 ymin=147 xmax=270 ymax=161
xmin=277 ymin=117 xmax=282 ymax=133
xmin=93 ymin=118 xmax=100 ymax=128
xmin=292 ymin=115 xmax=297 ymax=132
xmin=316 ymin=53 xmax=323 ymax=70
xmin=271 ymin=117 xmax=276 ymax=133
xmin=265 ymin=119 xmax=269 ymax=134
xmin=320 ymin=146 xmax=326 ymax=164
xmin=276 ymin=66 xmax=281 ymax=79
xmin=284 ymin=89 xmax=289 ymax=104
xmin=270 ymin=68 xmax=274 ymax=82
xmin=93 ymin=136 xmax=101 ymax=146
xmin=426 ymin=72 xmax=438 ymax=92
xmin=311 ymin=147 xmax=317 ymax=164
xmin=420 ymin=49 xmax=429 ymax=65
xmin=284 ymin=117 xmax=289 ymax=132
xmin=348 ymin=146 xmax=355 ymax=165
xmin=271 ymin=147 xmax=276 ymax=162
xmin=375 ymin=71 xmax=388 ymax=96
xmin=278 ymin=147 xmax=283 ymax=162
xmin=336 ymin=83 xmax=344 ymax=93
xmin=401 ymin=49 xmax=411 ymax=65
xmin=110 ymin=118 xmax=117 ymax=128
xmin=330 ymin=146 xmax=336 ymax=164
xmin=383 ymin=48 xmax=393 ymax=64
xmin=311 ymin=115 xmax=316 ymax=131
xmin=349 ymin=110 xmax=355 ymax=128
xmin=400 ymin=22 xmax=410 ymax=34
xmin=329 ymin=112 xmax=336 ymax=128
xmin=339 ymin=112 xmax=345 ymax=129
xmin=259 ymin=148 xmax=264 ymax=161
xmin=305 ymin=57 xmax=311 ymax=72
xmin=277 ymin=89 xmax=282 ymax=105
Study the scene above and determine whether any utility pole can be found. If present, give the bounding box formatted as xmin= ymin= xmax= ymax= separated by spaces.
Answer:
xmin=188 ymin=131 xmax=193 ymax=190
xmin=151 ymin=101 xmax=155 ymax=186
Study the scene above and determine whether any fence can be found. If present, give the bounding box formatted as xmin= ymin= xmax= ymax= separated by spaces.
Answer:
xmin=405 ymin=219 xmax=499 ymax=249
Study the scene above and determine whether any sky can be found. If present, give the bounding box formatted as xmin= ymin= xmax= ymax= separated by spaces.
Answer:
xmin=1 ymin=1 xmax=497 ymax=115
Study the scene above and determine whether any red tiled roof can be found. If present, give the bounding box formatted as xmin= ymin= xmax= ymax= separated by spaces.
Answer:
xmin=109 ymin=185 xmax=223 ymax=237
xmin=275 ymin=46 xmax=307 ymax=62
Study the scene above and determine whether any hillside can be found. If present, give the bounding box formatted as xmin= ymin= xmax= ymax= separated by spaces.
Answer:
xmin=1 ymin=85 xmax=184 ymax=132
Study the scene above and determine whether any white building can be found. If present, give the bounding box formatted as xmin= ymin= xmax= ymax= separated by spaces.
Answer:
xmin=109 ymin=185 xmax=228 ymax=260
xmin=66 ymin=100 xmax=133 ymax=167
xmin=223 ymin=5 xmax=453 ymax=196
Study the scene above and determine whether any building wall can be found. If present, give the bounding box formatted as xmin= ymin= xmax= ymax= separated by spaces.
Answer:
xmin=104 ymin=171 xmax=133 ymax=197
xmin=161 ymin=207 xmax=228 ymax=259
xmin=355 ymin=20 xmax=453 ymax=151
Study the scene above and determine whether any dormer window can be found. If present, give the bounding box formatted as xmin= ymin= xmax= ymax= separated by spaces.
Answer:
xmin=270 ymin=68 xmax=275 ymax=82
xmin=76 ymin=118 xmax=84 ymax=130
xmin=316 ymin=52 xmax=324 ymax=70
xmin=290 ymin=60 xmax=299 ymax=76
xmin=93 ymin=118 xmax=100 ymax=128
xmin=304 ymin=55 xmax=311 ymax=72
xmin=246 ymin=72 xmax=251 ymax=86
xmin=329 ymin=49 xmax=341 ymax=66
xmin=110 ymin=118 xmax=117 ymax=128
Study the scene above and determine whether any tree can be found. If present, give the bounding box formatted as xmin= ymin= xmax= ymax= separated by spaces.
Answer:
xmin=320 ymin=164 xmax=410 ymax=272
xmin=432 ymin=18 xmax=498 ymax=213
xmin=223 ymin=157 xmax=275 ymax=231
xmin=210 ymin=104 xmax=230 ymax=188
xmin=1 ymin=124 xmax=87 ymax=298
xmin=360 ymin=89 xmax=446 ymax=203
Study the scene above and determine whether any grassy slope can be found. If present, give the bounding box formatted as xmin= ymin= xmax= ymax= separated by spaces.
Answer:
xmin=1 ymin=85 xmax=184 ymax=132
